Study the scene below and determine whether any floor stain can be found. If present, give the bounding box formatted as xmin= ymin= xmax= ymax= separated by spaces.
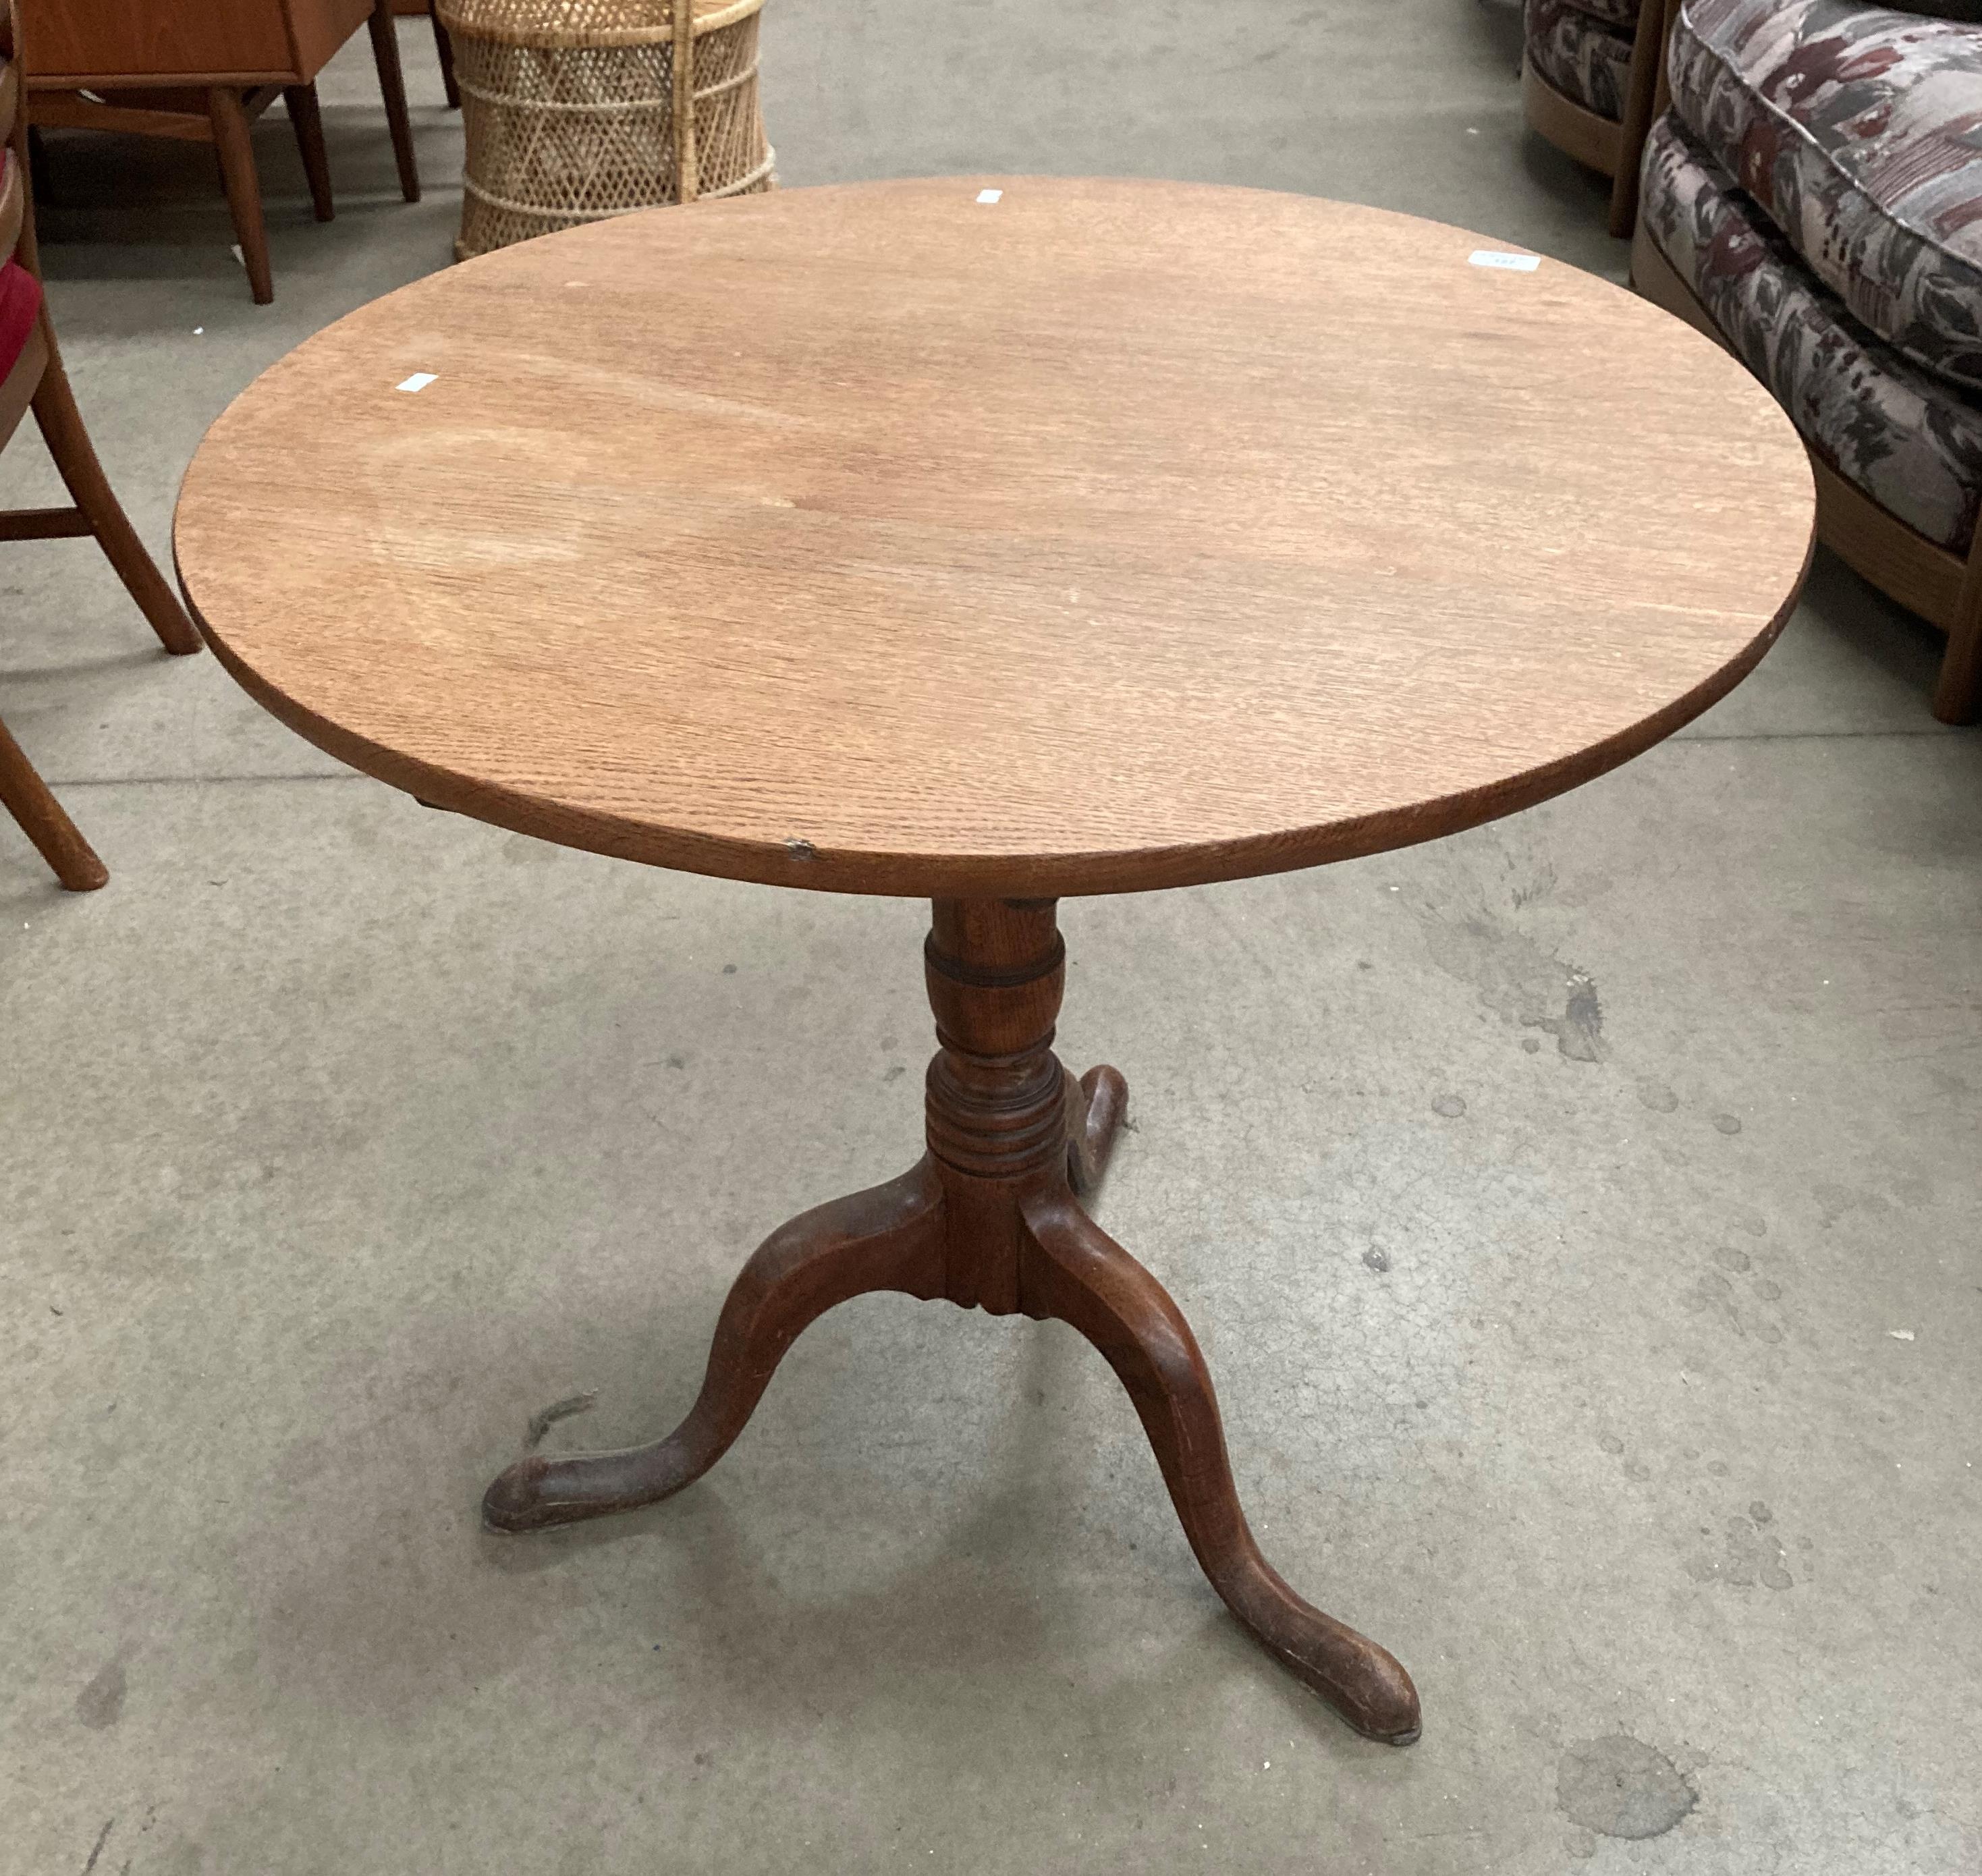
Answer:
xmin=76 ymin=1658 xmax=126 ymax=1730
xmin=1636 ymin=1079 xmax=1679 ymax=1112
xmin=1687 ymin=1511 xmax=1794 ymax=1590
xmin=80 ymin=1817 xmax=115 ymax=1875
xmin=1431 ymin=1093 xmax=1466 ymax=1118
xmin=1684 ymin=1254 xmax=1788 ymax=1346
xmin=1713 ymin=1113 xmax=1743 ymax=1136
xmin=1557 ymin=1736 xmax=1697 ymax=1840
xmin=1539 ymin=970 xmax=1605 ymax=1061
xmin=1411 ymin=903 xmax=1606 ymax=1062
xmin=1816 ymin=1183 xmax=1894 ymax=1229
xmin=525 ymin=1392 xmax=597 ymax=1448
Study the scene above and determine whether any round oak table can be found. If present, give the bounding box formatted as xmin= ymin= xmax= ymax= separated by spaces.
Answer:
xmin=174 ymin=178 xmax=1814 ymax=1746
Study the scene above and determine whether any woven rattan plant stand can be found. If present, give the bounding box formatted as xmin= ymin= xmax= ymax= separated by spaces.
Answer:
xmin=436 ymin=0 xmax=775 ymax=260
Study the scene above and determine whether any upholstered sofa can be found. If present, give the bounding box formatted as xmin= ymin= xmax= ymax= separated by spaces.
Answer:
xmin=1630 ymin=0 xmax=1982 ymax=721
xmin=1522 ymin=0 xmax=1668 ymax=233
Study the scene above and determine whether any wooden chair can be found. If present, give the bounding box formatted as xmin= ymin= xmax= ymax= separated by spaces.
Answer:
xmin=0 ymin=10 xmax=202 ymax=891
xmin=21 ymin=0 xmax=423 ymax=306
xmin=1522 ymin=0 xmax=1674 ymax=238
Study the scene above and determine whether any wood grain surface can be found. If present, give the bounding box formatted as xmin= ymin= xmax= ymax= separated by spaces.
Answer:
xmin=173 ymin=177 xmax=1815 ymax=898
xmin=23 ymin=0 xmax=294 ymax=82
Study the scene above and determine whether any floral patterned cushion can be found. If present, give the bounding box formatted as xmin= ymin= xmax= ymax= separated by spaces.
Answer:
xmin=1641 ymin=111 xmax=1982 ymax=551
xmin=1564 ymin=0 xmax=1642 ymax=27
xmin=1670 ymin=0 xmax=1982 ymax=391
xmin=1526 ymin=0 xmax=1636 ymax=120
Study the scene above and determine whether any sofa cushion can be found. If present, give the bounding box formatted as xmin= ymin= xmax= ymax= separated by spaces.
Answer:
xmin=1670 ymin=0 xmax=1982 ymax=391
xmin=1881 ymin=3 xmax=1982 ymax=21
xmin=1641 ymin=110 xmax=1982 ymax=552
xmin=1526 ymin=0 xmax=1636 ymax=121
xmin=0 ymin=254 xmax=41 ymax=383
xmin=1563 ymin=0 xmax=1641 ymax=28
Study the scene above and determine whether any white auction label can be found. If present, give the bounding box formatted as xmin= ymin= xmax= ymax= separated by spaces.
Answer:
xmin=396 ymin=373 xmax=439 ymax=393
xmin=1468 ymin=250 xmax=1541 ymax=272
xmin=976 ymin=188 xmax=1003 ymax=204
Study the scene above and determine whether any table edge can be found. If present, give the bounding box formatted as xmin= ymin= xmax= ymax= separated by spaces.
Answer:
xmin=172 ymin=521 xmax=1816 ymax=899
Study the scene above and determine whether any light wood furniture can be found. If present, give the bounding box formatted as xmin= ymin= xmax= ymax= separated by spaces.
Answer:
xmin=0 ymin=5 xmax=202 ymax=891
xmin=1524 ymin=0 xmax=1676 ymax=238
xmin=438 ymin=0 xmax=773 ymax=263
xmin=1522 ymin=57 xmax=1623 ymax=177
xmin=173 ymin=179 xmax=1815 ymax=1742
xmin=21 ymin=0 xmax=422 ymax=305
xmin=1632 ymin=217 xmax=1982 ymax=721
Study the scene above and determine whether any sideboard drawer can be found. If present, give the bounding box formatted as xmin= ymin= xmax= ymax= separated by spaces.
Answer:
xmin=25 ymin=0 xmax=295 ymax=82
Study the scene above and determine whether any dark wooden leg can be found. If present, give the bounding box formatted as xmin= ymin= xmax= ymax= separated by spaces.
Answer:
xmin=285 ymin=83 xmax=335 ymax=222
xmin=1066 ymin=1062 xmax=1127 ymax=1195
xmin=26 ymin=124 xmax=54 ymax=206
xmin=1019 ymin=1194 xmax=1421 ymax=1743
xmin=1932 ymin=531 xmax=1982 ymax=725
xmin=368 ymin=0 xmax=423 ymax=204
xmin=483 ymin=1160 xmax=947 ymax=1531
xmin=0 ymin=713 xmax=108 ymax=890
xmin=30 ymin=337 xmax=203 ymax=657
xmin=207 ymin=87 xmax=274 ymax=304
xmin=1607 ymin=0 xmax=1666 ymax=238
xmin=433 ymin=10 xmax=462 ymax=110
xmin=483 ymin=898 xmax=1421 ymax=1744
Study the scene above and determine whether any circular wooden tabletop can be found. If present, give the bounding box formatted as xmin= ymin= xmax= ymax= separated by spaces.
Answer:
xmin=175 ymin=178 xmax=1813 ymax=898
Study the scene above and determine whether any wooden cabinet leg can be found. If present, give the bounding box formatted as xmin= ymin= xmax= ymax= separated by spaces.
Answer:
xmin=0 ymin=714 xmax=107 ymax=890
xmin=207 ymin=87 xmax=273 ymax=304
xmin=433 ymin=11 xmax=462 ymax=110
xmin=30 ymin=339 xmax=202 ymax=657
xmin=368 ymin=0 xmax=423 ymax=203
xmin=284 ymin=83 xmax=335 ymax=223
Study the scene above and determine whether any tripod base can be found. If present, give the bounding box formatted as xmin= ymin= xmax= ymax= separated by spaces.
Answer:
xmin=484 ymin=899 xmax=1420 ymax=1746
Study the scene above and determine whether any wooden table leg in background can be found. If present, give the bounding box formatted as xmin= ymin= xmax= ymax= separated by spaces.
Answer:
xmin=283 ymin=82 xmax=335 ymax=223
xmin=432 ymin=10 xmax=460 ymax=111
xmin=206 ymin=86 xmax=273 ymax=304
xmin=368 ymin=0 xmax=422 ymax=204
xmin=483 ymin=898 xmax=1423 ymax=1746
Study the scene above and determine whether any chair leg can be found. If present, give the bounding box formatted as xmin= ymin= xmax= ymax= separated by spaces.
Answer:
xmin=433 ymin=10 xmax=461 ymax=110
xmin=368 ymin=0 xmax=422 ymax=202
xmin=26 ymin=123 xmax=55 ymax=206
xmin=285 ymin=83 xmax=335 ymax=223
xmin=1932 ymin=533 xmax=1982 ymax=725
xmin=1607 ymin=0 xmax=1666 ymax=238
xmin=0 ymin=713 xmax=108 ymax=890
xmin=208 ymin=87 xmax=274 ymax=304
xmin=30 ymin=336 xmax=202 ymax=657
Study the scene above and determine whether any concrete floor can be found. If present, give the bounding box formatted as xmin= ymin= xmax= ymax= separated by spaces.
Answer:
xmin=4 ymin=3 xmax=1979 ymax=1871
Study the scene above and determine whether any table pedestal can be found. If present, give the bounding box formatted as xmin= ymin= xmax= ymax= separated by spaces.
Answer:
xmin=483 ymin=898 xmax=1421 ymax=1745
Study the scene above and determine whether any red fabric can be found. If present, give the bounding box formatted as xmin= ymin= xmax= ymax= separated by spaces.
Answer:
xmin=0 ymin=254 xmax=43 ymax=382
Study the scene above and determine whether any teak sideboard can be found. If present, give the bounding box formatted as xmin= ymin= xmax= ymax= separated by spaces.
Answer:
xmin=20 ymin=0 xmax=421 ymax=303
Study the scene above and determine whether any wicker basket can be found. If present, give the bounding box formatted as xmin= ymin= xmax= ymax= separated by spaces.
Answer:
xmin=435 ymin=0 xmax=775 ymax=261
